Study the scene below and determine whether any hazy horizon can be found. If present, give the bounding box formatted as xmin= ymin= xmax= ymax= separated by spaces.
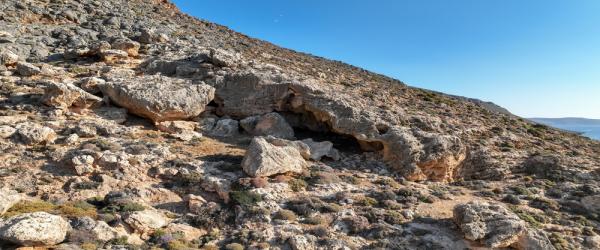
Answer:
xmin=172 ymin=0 xmax=600 ymax=119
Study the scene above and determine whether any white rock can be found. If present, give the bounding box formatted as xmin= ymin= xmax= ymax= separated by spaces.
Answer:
xmin=0 ymin=189 xmax=21 ymax=216
xmin=15 ymin=123 xmax=57 ymax=145
xmin=0 ymin=212 xmax=70 ymax=246
xmin=0 ymin=125 xmax=16 ymax=139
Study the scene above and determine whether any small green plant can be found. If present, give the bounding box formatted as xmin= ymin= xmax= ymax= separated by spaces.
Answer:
xmin=2 ymin=200 xmax=56 ymax=218
xmin=288 ymin=178 xmax=308 ymax=192
xmin=230 ymin=190 xmax=263 ymax=206
xmin=357 ymin=196 xmax=379 ymax=207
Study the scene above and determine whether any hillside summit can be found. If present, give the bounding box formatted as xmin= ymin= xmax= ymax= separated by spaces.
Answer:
xmin=1 ymin=0 xmax=599 ymax=249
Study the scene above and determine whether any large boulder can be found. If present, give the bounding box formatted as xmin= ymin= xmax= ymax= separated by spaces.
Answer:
xmin=240 ymin=112 xmax=295 ymax=139
xmin=453 ymin=201 xmax=526 ymax=248
xmin=41 ymin=81 xmax=103 ymax=109
xmin=0 ymin=212 xmax=70 ymax=246
xmin=242 ymin=137 xmax=309 ymax=177
xmin=0 ymin=189 xmax=21 ymax=216
xmin=377 ymin=128 xmax=466 ymax=182
xmin=99 ymin=75 xmax=215 ymax=122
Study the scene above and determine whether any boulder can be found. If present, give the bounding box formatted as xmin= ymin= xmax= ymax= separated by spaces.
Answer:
xmin=164 ymin=223 xmax=206 ymax=242
xmin=240 ymin=112 xmax=294 ymax=139
xmin=124 ymin=209 xmax=169 ymax=236
xmin=41 ymin=81 xmax=103 ymax=109
xmin=15 ymin=62 xmax=41 ymax=76
xmin=453 ymin=201 xmax=526 ymax=248
xmin=377 ymin=128 xmax=466 ymax=182
xmin=111 ymin=38 xmax=140 ymax=57
xmin=15 ymin=123 xmax=57 ymax=145
xmin=68 ymin=217 xmax=118 ymax=243
xmin=209 ymin=118 xmax=239 ymax=137
xmin=75 ymin=77 xmax=105 ymax=94
xmin=100 ymin=49 xmax=128 ymax=62
xmin=156 ymin=120 xmax=197 ymax=134
xmin=71 ymin=154 xmax=96 ymax=175
xmin=0 ymin=125 xmax=16 ymax=139
xmin=0 ymin=189 xmax=21 ymax=216
xmin=301 ymin=138 xmax=340 ymax=161
xmin=0 ymin=212 xmax=70 ymax=246
xmin=99 ymin=75 xmax=215 ymax=122
xmin=0 ymin=50 xmax=18 ymax=65
xmin=242 ymin=137 xmax=309 ymax=177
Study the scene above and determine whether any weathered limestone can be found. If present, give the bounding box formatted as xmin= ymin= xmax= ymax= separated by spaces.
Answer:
xmin=98 ymin=75 xmax=215 ymax=122
xmin=240 ymin=112 xmax=294 ymax=139
xmin=41 ymin=81 xmax=103 ymax=109
xmin=453 ymin=201 xmax=527 ymax=248
xmin=242 ymin=137 xmax=309 ymax=177
xmin=0 ymin=212 xmax=70 ymax=246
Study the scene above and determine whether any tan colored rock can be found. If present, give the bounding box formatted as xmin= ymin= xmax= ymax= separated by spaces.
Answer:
xmin=99 ymin=75 xmax=215 ymax=122
xmin=100 ymin=49 xmax=128 ymax=62
xmin=242 ymin=137 xmax=309 ymax=177
xmin=124 ymin=210 xmax=169 ymax=237
xmin=15 ymin=123 xmax=57 ymax=145
xmin=156 ymin=120 xmax=197 ymax=134
xmin=41 ymin=81 xmax=103 ymax=109
xmin=164 ymin=223 xmax=206 ymax=242
xmin=111 ymin=38 xmax=140 ymax=57
xmin=0 ymin=125 xmax=16 ymax=139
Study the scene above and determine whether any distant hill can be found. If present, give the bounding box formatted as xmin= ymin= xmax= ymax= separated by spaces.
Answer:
xmin=530 ymin=117 xmax=600 ymax=126
xmin=530 ymin=118 xmax=600 ymax=140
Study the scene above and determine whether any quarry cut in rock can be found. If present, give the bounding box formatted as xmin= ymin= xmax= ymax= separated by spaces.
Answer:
xmin=99 ymin=75 xmax=215 ymax=123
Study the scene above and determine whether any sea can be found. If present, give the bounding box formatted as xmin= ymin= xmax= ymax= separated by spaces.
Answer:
xmin=558 ymin=125 xmax=600 ymax=140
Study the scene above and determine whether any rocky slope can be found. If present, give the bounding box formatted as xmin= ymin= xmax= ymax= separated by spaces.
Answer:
xmin=0 ymin=0 xmax=599 ymax=249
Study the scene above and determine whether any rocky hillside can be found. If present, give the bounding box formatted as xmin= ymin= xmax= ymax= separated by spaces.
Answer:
xmin=1 ymin=0 xmax=599 ymax=249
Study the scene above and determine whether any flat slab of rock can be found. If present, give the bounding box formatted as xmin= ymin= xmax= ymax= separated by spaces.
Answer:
xmin=0 ymin=212 xmax=70 ymax=246
xmin=453 ymin=201 xmax=526 ymax=248
xmin=242 ymin=136 xmax=309 ymax=177
xmin=99 ymin=75 xmax=215 ymax=123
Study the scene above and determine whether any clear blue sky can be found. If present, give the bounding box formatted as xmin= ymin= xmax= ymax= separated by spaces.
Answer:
xmin=172 ymin=0 xmax=600 ymax=119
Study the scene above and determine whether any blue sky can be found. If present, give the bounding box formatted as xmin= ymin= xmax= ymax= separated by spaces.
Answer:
xmin=172 ymin=0 xmax=600 ymax=119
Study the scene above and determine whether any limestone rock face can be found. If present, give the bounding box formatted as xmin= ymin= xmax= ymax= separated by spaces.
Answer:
xmin=41 ymin=81 xmax=103 ymax=109
xmin=215 ymin=70 xmax=290 ymax=118
xmin=98 ymin=75 xmax=215 ymax=122
xmin=0 ymin=212 xmax=70 ymax=246
xmin=453 ymin=201 xmax=526 ymax=248
xmin=0 ymin=189 xmax=21 ymax=216
xmin=240 ymin=112 xmax=295 ymax=139
xmin=242 ymin=137 xmax=309 ymax=177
